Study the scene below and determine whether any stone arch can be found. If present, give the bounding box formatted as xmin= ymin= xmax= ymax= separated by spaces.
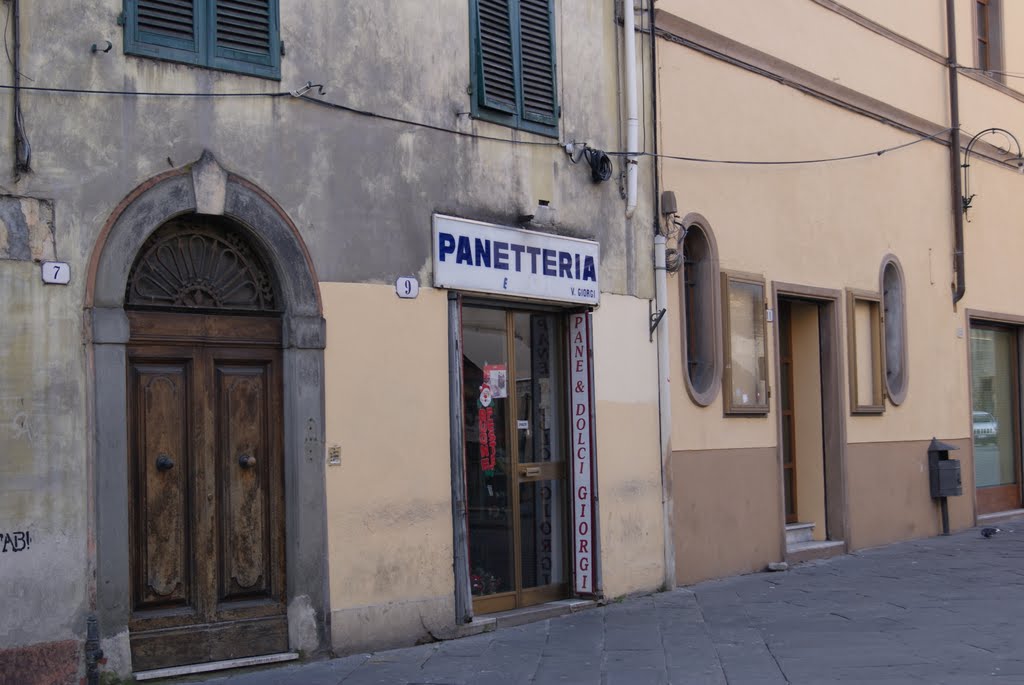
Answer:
xmin=86 ymin=151 xmax=329 ymax=670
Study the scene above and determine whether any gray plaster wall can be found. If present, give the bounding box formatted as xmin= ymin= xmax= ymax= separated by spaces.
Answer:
xmin=0 ymin=0 xmax=655 ymax=660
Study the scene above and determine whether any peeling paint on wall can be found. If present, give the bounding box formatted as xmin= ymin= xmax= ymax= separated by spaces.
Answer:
xmin=0 ymin=197 xmax=55 ymax=262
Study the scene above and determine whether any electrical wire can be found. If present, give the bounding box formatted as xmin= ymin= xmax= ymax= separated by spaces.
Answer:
xmin=292 ymin=93 xmax=562 ymax=148
xmin=958 ymin=66 xmax=1024 ymax=80
xmin=607 ymin=127 xmax=953 ymax=166
xmin=0 ymin=82 xmax=562 ymax=148
xmin=0 ymin=83 xmax=289 ymax=97
xmin=0 ymin=80 xmax=955 ymax=163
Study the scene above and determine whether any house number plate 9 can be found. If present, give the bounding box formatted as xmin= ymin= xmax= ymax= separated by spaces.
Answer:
xmin=395 ymin=277 xmax=419 ymax=299
xmin=41 ymin=261 xmax=70 ymax=285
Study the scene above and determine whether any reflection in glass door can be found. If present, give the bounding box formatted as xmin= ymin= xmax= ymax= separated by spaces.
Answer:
xmin=462 ymin=306 xmax=569 ymax=614
xmin=970 ymin=325 xmax=1021 ymax=514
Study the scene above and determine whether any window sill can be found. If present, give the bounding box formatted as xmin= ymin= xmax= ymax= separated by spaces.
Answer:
xmin=471 ymin=108 xmax=559 ymax=140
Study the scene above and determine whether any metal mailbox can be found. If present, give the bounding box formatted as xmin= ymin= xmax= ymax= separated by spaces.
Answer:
xmin=928 ymin=437 xmax=962 ymax=498
xmin=928 ymin=437 xmax=961 ymax=536
xmin=929 ymin=438 xmax=958 ymax=497
xmin=930 ymin=459 xmax=962 ymax=498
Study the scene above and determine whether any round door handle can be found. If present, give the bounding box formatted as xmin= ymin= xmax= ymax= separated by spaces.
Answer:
xmin=155 ymin=454 xmax=174 ymax=471
xmin=238 ymin=454 xmax=257 ymax=469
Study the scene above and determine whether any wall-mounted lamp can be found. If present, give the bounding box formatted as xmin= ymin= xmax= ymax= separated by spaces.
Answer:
xmin=518 ymin=200 xmax=556 ymax=226
xmin=962 ymin=127 xmax=1024 ymax=220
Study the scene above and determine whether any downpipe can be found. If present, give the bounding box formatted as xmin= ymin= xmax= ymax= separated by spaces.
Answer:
xmin=654 ymin=234 xmax=674 ymax=589
xmin=623 ymin=0 xmax=639 ymax=217
xmin=84 ymin=614 xmax=103 ymax=685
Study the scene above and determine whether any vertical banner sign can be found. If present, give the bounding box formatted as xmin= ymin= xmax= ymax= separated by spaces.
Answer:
xmin=569 ymin=312 xmax=596 ymax=594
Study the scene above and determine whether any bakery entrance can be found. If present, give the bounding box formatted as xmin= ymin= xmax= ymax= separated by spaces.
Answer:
xmin=462 ymin=305 xmax=570 ymax=614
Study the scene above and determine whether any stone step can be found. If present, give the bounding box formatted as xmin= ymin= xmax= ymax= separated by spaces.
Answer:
xmin=785 ymin=522 xmax=815 ymax=545
xmin=785 ymin=539 xmax=846 ymax=565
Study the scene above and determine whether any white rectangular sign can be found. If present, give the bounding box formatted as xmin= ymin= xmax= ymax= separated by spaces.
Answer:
xmin=433 ymin=215 xmax=599 ymax=305
xmin=41 ymin=261 xmax=70 ymax=285
xmin=569 ymin=312 xmax=596 ymax=594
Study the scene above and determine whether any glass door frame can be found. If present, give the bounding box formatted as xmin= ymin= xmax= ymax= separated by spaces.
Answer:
xmin=462 ymin=300 xmax=571 ymax=615
xmin=970 ymin=320 xmax=1023 ymax=515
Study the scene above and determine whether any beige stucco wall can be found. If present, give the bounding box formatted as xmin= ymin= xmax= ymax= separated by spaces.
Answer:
xmin=322 ymin=282 xmax=456 ymax=652
xmin=658 ymin=0 xmax=1003 ymax=568
xmin=656 ymin=0 xmax=947 ymax=126
xmin=847 ymin=439 xmax=974 ymax=549
xmin=791 ymin=301 xmax=826 ymax=539
xmin=671 ymin=447 xmax=782 ymax=585
xmin=838 ymin=0 xmax=947 ymax=55
xmin=321 ymin=285 xmax=664 ymax=643
xmin=592 ymin=294 xmax=665 ymax=596
xmin=662 ymin=43 xmax=964 ymax=451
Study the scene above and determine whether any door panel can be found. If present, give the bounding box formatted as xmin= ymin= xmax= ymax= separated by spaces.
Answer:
xmin=217 ymin=363 xmax=272 ymax=601
xmin=519 ymin=479 xmax=566 ymax=591
xmin=131 ymin=362 xmax=194 ymax=612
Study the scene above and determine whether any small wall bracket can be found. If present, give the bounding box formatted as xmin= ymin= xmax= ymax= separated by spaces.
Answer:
xmin=649 ymin=300 xmax=666 ymax=342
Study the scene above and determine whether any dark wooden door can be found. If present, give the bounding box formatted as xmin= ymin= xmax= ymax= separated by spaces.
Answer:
xmin=779 ymin=300 xmax=798 ymax=524
xmin=127 ymin=311 xmax=287 ymax=672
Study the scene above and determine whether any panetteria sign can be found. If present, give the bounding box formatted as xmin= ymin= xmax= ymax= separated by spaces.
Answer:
xmin=432 ymin=215 xmax=600 ymax=305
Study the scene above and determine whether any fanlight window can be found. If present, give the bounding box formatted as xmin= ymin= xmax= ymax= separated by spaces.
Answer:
xmin=126 ymin=215 xmax=278 ymax=312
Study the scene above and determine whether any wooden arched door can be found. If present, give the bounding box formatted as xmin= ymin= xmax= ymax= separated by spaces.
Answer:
xmin=124 ymin=217 xmax=288 ymax=671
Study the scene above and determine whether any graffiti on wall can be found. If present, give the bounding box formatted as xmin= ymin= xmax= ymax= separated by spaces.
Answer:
xmin=1 ymin=530 xmax=31 ymax=553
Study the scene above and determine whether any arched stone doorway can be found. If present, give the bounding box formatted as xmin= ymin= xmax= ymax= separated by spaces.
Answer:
xmin=86 ymin=152 xmax=328 ymax=674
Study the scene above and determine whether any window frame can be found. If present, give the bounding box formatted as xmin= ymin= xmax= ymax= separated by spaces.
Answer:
xmin=721 ymin=271 xmax=770 ymax=416
xmin=974 ymin=0 xmax=1004 ymax=82
xmin=469 ymin=0 xmax=559 ymax=138
xmin=846 ymin=289 xmax=885 ymax=415
xmin=123 ymin=0 xmax=282 ymax=80
xmin=880 ymin=255 xmax=909 ymax=406
xmin=678 ymin=213 xmax=722 ymax=407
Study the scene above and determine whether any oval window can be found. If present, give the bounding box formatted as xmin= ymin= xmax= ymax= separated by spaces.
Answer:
xmin=678 ymin=214 xmax=722 ymax=406
xmin=880 ymin=255 xmax=908 ymax=405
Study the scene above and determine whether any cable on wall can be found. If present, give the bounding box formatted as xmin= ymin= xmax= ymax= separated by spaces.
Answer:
xmin=607 ymin=127 xmax=953 ymax=166
xmin=0 ymin=82 xmax=960 ymax=164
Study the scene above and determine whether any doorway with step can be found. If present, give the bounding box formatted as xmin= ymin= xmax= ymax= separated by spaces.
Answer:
xmin=774 ymin=287 xmax=848 ymax=560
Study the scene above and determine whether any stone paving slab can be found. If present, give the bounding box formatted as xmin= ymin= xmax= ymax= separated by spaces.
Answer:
xmin=183 ymin=520 xmax=1024 ymax=684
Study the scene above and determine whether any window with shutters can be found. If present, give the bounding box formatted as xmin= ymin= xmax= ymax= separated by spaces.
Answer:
xmin=470 ymin=0 xmax=559 ymax=137
xmin=123 ymin=0 xmax=281 ymax=79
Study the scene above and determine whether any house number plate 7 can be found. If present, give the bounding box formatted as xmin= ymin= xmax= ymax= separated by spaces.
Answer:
xmin=41 ymin=261 xmax=71 ymax=285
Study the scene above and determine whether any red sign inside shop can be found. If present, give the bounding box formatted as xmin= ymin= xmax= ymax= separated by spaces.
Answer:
xmin=477 ymin=384 xmax=497 ymax=475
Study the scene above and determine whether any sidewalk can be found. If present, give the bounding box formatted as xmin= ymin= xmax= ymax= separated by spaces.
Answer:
xmin=190 ymin=520 xmax=1024 ymax=684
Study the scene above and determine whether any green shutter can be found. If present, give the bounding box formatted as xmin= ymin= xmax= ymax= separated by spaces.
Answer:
xmin=124 ymin=0 xmax=279 ymax=79
xmin=517 ymin=0 xmax=557 ymax=126
xmin=125 ymin=0 xmax=202 ymax=64
xmin=475 ymin=0 xmax=518 ymax=114
xmin=211 ymin=0 xmax=280 ymax=77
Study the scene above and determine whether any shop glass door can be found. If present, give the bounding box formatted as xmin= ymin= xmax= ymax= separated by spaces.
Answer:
xmin=970 ymin=325 xmax=1021 ymax=514
xmin=462 ymin=306 xmax=569 ymax=614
